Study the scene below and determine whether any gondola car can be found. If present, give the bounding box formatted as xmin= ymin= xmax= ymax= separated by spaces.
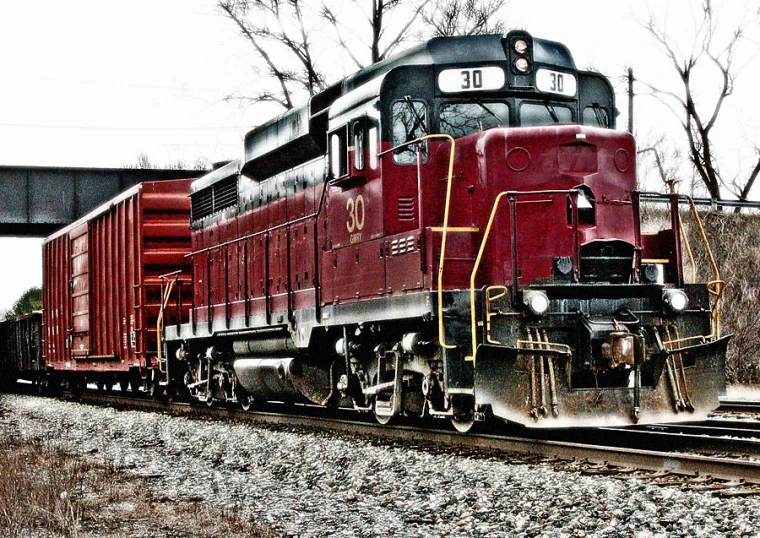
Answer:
xmin=0 ymin=312 xmax=43 ymax=390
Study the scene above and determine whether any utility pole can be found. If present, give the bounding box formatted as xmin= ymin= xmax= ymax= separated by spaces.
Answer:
xmin=627 ymin=67 xmax=634 ymax=134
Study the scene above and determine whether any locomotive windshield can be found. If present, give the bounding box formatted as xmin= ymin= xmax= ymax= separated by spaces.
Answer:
xmin=520 ymin=102 xmax=573 ymax=126
xmin=583 ymin=104 xmax=610 ymax=127
xmin=437 ymin=99 xmax=584 ymax=138
xmin=439 ymin=102 xmax=509 ymax=138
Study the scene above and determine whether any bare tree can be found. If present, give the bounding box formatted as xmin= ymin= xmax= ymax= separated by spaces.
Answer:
xmin=218 ymin=0 xmax=326 ymax=110
xmin=320 ymin=0 xmax=433 ymax=68
xmin=642 ymin=0 xmax=759 ymax=202
xmin=638 ymin=140 xmax=681 ymax=190
xmin=219 ymin=0 xmax=505 ymax=112
xmin=422 ymin=0 xmax=507 ymax=37
xmin=131 ymin=152 xmax=153 ymax=169
xmin=124 ymin=153 xmax=209 ymax=171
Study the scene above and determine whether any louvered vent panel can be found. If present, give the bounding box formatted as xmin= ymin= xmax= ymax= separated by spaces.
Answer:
xmin=191 ymin=189 xmax=213 ymax=221
xmin=398 ymin=196 xmax=416 ymax=221
xmin=213 ymin=176 xmax=238 ymax=211
xmin=191 ymin=175 xmax=238 ymax=222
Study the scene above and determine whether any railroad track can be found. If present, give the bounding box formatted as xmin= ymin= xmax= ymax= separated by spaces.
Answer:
xmin=717 ymin=399 xmax=760 ymax=413
xmin=634 ymin=419 xmax=760 ymax=440
xmin=55 ymin=390 xmax=760 ymax=490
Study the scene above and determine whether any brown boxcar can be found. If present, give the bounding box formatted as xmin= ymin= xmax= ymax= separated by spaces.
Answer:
xmin=42 ymin=179 xmax=193 ymax=390
xmin=0 ymin=312 xmax=43 ymax=388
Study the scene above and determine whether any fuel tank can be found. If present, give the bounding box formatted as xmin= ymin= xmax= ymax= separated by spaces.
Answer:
xmin=233 ymin=356 xmax=331 ymax=404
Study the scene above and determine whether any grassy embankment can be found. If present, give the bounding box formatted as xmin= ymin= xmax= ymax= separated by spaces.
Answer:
xmin=0 ymin=430 xmax=278 ymax=538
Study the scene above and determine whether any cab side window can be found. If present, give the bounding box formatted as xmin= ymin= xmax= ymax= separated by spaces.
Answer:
xmin=368 ymin=125 xmax=378 ymax=170
xmin=330 ymin=126 xmax=348 ymax=178
xmin=352 ymin=121 xmax=364 ymax=171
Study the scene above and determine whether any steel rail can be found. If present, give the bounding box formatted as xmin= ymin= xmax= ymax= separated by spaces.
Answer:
xmin=717 ymin=400 xmax=760 ymax=413
xmin=60 ymin=392 xmax=760 ymax=486
xmin=598 ymin=426 xmax=760 ymax=457
xmin=643 ymin=422 xmax=760 ymax=439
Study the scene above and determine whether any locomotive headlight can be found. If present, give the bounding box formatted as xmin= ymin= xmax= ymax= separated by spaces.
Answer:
xmin=523 ymin=290 xmax=550 ymax=316
xmin=662 ymin=289 xmax=689 ymax=314
xmin=514 ymin=39 xmax=529 ymax=54
xmin=514 ymin=57 xmax=530 ymax=73
xmin=335 ymin=338 xmax=347 ymax=356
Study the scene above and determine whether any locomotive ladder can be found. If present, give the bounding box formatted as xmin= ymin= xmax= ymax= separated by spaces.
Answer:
xmin=465 ymin=189 xmax=582 ymax=363
xmin=156 ymin=270 xmax=183 ymax=374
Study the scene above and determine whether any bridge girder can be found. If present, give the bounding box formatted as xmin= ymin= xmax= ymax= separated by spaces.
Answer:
xmin=0 ymin=166 xmax=203 ymax=236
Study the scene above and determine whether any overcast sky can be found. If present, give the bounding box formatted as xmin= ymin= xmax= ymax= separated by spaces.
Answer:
xmin=0 ymin=0 xmax=757 ymax=311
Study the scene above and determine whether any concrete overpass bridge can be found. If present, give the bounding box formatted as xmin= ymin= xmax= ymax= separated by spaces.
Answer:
xmin=0 ymin=165 xmax=204 ymax=236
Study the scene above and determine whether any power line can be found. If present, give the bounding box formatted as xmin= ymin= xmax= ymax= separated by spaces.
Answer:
xmin=0 ymin=123 xmax=249 ymax=131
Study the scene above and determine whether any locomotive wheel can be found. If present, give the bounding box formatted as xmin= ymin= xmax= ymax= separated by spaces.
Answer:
xmin=450 ymin=394 xmax=476 ymax=433
xmin=238 ymin=385 xmax=253 ymax=411
xmin=372 ymin=370 xmax=396 ymax=425
xmin=119 ymin=378 xmax=129 ymax=392
xmin=373 ymin=399 xmax=393 ymax=425
xmin=451 ymin=414 xmax=475 ymax=433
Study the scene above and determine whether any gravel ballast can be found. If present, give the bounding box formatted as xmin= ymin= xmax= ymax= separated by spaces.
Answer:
xmin=2 ymin=394 xmax=759 ymax=538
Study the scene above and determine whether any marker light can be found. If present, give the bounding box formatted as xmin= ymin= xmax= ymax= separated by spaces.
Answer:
xmin=662 ymin=289 xmax=689 ymax=314
xmin=523 ymin=290 xmax=550 ymax=316
xmin=514 ymin=39 xmax=529 ymax=54
xmin=514 ymin=57 xmax=530 ymax=73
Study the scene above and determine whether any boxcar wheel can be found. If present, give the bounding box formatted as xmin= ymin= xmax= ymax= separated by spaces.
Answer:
xmin=149 ymin=376 xmax=165 ymax=401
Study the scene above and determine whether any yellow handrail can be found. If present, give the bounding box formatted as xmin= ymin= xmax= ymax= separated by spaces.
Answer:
xmin=416 ymin=135 xmax=457 ymax=350
xmin=378 ymin=134 xmax=457 ymax=349
xmin=641 ymin=189 xmax=724 ymax=343
xmin=677 ymin=194 xmax=723 ymax=339
xmin=485 ymin=286 xmax=508 ymax=344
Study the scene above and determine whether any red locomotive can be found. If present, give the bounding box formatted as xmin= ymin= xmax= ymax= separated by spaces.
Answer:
xmin=43 ymin=31 xmax=729 ymax=430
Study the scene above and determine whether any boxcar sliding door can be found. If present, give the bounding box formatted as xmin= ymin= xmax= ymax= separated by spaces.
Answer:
xmin=69 ymin=224 xmax=90 ymax=358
